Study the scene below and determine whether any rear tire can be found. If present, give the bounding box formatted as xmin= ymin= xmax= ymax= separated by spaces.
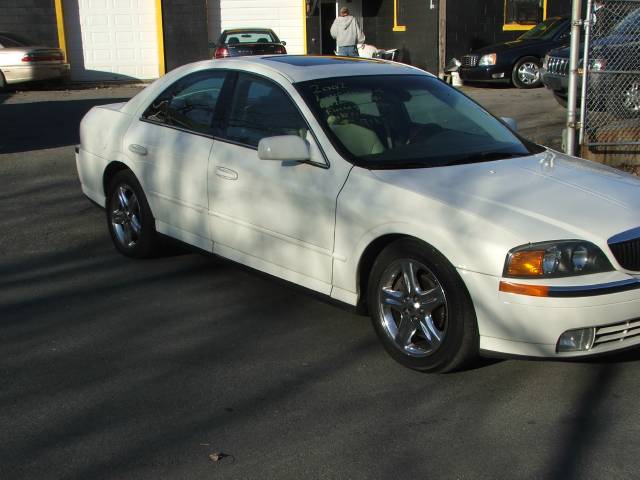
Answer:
xmin=106 ymin=170 xmax=159 ymax=258
xmin=512 ymin=56 xmax=542 ymax=89
xmin=367 ymin=238 xmax=478 ymax=372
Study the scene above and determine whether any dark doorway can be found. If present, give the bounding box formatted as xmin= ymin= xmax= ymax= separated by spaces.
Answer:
xmin=320 ymin=2 xmax=336 ymax=55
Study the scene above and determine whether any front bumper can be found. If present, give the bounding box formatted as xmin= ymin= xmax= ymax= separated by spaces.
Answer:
xmin=541 ymin=69 xmax=570 ymax=96
xmin=2 ymin=63 xmax=70 ymax=84
xmin=460 ymin=269 xmax=640 ymax=358
xmin=459 ymin=65 xmax=512 ymax=83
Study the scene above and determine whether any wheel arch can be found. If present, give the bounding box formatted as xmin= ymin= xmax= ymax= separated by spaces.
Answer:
xmin=356 ymin=233 xmax=436 ymax=313
xmin=103 ymin=161 xmax=132 ymax=197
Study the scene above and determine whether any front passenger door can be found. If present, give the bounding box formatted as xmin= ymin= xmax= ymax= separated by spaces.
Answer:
xmin=209 ymin=72 xmax=351 ymax=293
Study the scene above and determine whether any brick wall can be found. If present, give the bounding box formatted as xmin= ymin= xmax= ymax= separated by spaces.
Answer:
xmin=446 ymin=0 xmax=573 ymax=61
xmin=0 ymin=0 xmax=58 ymax=47
xmin=162 ymin=0 xmax=210 ymax=71
xmin=363 ymin=0 xmax=439 ymax=73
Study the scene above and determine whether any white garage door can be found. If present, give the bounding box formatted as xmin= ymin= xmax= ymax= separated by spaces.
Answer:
xmin=63 ymin=0 xmax=160 ymax=81
xmin=218 ymin=0 xmax=305 ymax=55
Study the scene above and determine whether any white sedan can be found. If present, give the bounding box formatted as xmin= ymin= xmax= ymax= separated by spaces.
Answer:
xmin=0 ymin=32 xmax=69 ymax=88
xmin=76 ymin=55 xmax=640 ymax=372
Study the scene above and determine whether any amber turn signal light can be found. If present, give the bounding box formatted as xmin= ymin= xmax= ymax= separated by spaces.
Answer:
xmin=506 ymin=250 xmax=545 ymax=277
xmin=499 ymin=282 xmax=550 ymax=297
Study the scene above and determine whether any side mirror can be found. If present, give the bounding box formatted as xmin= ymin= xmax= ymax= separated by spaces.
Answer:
xmin=281 ymin=40 xmax=287 ymax=46
xmin=258 ymin=135 xmax=310 ymax=162
xmin=501 ymin=117 xmax=517 ymax=131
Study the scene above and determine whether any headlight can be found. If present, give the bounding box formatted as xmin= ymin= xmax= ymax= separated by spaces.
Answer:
xmin=479 ymin=53 xmax=497 ymax=66
xmin=503 ymin=241 xmax=613 ymax=278
xmin=543 ymin=54 xmax=550 ymax=70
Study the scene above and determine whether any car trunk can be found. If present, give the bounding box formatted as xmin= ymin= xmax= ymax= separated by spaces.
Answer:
xmin=227 ymin=43 xmax=284 ymax=56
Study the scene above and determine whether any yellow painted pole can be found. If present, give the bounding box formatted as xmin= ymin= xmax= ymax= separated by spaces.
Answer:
xmin=302 ymin=0 xmax=308 ymax=54
xmin=54 ymin=0 xmax=67 ymax=59
xmin=155 ymin=0 xmax=166 ymax=75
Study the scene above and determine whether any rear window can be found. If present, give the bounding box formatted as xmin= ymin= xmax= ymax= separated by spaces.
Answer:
xmin=222 ymin=31 xmax=277 ymax=44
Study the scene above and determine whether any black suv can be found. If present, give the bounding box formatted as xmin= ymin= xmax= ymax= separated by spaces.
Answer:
xmin=542 ymin=8 xmax=640 ymax=115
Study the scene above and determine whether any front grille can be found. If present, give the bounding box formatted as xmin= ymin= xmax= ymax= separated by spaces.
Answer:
xmin=609 ymin=237 xmax=640 ymax=271
xmin=461 ymin=55 xmax=479 ymax=67
xmin=546 ymin=56 xmax=569 ymax=76
xmin=593 ymin=318 xmax=640 ymax=348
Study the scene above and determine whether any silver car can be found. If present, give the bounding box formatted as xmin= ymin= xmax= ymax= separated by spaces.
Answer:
xmin=0 ymin=32 xmax=70 ymax=89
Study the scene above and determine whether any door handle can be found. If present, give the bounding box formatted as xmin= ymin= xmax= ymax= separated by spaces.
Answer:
xmin=128 ymin=144 xmax=148 ymax=156
xmin=215 ymin=166 xmax=238 ymax=180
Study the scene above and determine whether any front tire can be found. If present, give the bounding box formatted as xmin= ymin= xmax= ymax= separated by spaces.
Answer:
xmin=512 ymin=56 xmax=542 ymax=89
xmin=106 ymin=170 xmax=158 ymax=258
xmin=367 ymin=239 xmax=478 ymax=372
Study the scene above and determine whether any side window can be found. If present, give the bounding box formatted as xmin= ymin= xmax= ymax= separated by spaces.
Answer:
xmin=142 ymin=70 xmax=226 ymax=135
xmin=225 ymin=73 xmax=308 ymax=147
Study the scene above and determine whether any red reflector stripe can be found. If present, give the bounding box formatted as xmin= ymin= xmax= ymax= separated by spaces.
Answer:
xmin=499 ymin=281 xmax=549 ymax=297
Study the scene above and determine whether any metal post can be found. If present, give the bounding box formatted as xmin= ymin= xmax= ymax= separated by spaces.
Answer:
xmin=566 ymin=0 xmax=583 ymax=156
xmin=579 ymin=0 xmax=593 ymax=146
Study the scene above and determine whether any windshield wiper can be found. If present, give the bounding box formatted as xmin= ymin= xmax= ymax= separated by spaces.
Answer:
xmin=445 ymin=151 xmax=527 ymax=166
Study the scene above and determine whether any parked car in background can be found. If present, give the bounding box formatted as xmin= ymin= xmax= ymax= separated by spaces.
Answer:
xmin=76 ymin=55 xmax=640 ymax=373
xmin=0 ymin=32 xmax=69 ymax=89
xmin=212 ymin=28 xmax=287 ymax=59
xmin=542 ymin=7 xmax=640 ymax=115
xmin=459 ymin=16 xmax=570 ymax=88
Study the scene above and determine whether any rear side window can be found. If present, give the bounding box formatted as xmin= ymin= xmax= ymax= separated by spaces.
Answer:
xmin=142 ymin=70 xmax=226 ymax=135
xmin=224 ymin=73 xmax=307 ymax=147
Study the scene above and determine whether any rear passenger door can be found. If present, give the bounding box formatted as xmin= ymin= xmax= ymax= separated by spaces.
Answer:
xmin=208 ymin=72 xmax=351 ymax=293
xmin=124 ymin=69 xmax=227 ymax=248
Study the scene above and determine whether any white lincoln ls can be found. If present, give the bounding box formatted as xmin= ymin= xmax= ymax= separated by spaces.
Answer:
xmin=76 ymin=55 xmax=640 ymax=372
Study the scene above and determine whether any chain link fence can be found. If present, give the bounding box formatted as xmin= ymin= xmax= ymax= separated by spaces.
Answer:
xmin=583 ymin=0 xmax=640 ymax=149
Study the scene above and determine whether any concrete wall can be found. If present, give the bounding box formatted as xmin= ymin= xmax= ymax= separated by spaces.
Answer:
xmin=0 ymin=0 xmax=58 ymax=47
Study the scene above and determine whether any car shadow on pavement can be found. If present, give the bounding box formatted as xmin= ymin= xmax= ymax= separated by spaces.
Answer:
xmin=0 ymin=97 xmax=130 ymax=154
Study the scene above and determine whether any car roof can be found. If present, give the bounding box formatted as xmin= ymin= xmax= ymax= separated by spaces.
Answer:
xmin=205 ymin=55 xmax=427 ymax=83
xmin=122 ymin=55 xmax=429 ymax=116
xmin=221 ymin=28 xmax=275 ymax=33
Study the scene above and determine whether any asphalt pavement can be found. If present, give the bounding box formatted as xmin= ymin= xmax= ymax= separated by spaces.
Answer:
xmin=1 ymin=82 xmax=638 ymax=480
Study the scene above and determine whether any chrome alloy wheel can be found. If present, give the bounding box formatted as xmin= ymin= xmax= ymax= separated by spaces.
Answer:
xmin=377 ymin=259 xmax=448 ymax=357
xmin=110 ymin=184 xmax=142 ymax=248
xmin=517 ymin=62 xmax=540 ymax=85
xmin=622 ymin=82 xmax=640 ymax=114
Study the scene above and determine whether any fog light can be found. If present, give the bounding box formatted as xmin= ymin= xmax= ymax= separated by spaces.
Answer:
xmin=492 ymin=72 xmax=505 ymax=79
xmin=557 ymin=328 xmax=595 ymax=352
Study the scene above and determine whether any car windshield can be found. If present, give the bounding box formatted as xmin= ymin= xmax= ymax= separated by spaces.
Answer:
xmin=0 ymin=32 xmax=34 ymax=47
xmin=518 ymin=17 xmax=566 ymax=40
xmin=612 ymin=8 xmax=640 ymax=36
xmin=296 ymin=75 xmax=542 ymax=169
xmin=222 ymin=31 xmax=277 ymax=44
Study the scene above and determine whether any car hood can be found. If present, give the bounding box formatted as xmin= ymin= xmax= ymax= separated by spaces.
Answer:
xmin=471 ymin=39 xmax=545 ymax=56
xmin=370 ymin=150 xmax=640 ymax=245
xmin=548 ymin=34 xmax=638 ymax=58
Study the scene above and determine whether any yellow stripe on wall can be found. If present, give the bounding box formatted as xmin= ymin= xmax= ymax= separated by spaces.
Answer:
xmin=393 ymin=0 xmax=406 ymax=32
xmin=54 ymin=0 xmax=67 ymax=59
xmin=302 ymin=0 xmax=307 ymax=54
xmin=155 ymin=0 xmax=165 ymax=76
